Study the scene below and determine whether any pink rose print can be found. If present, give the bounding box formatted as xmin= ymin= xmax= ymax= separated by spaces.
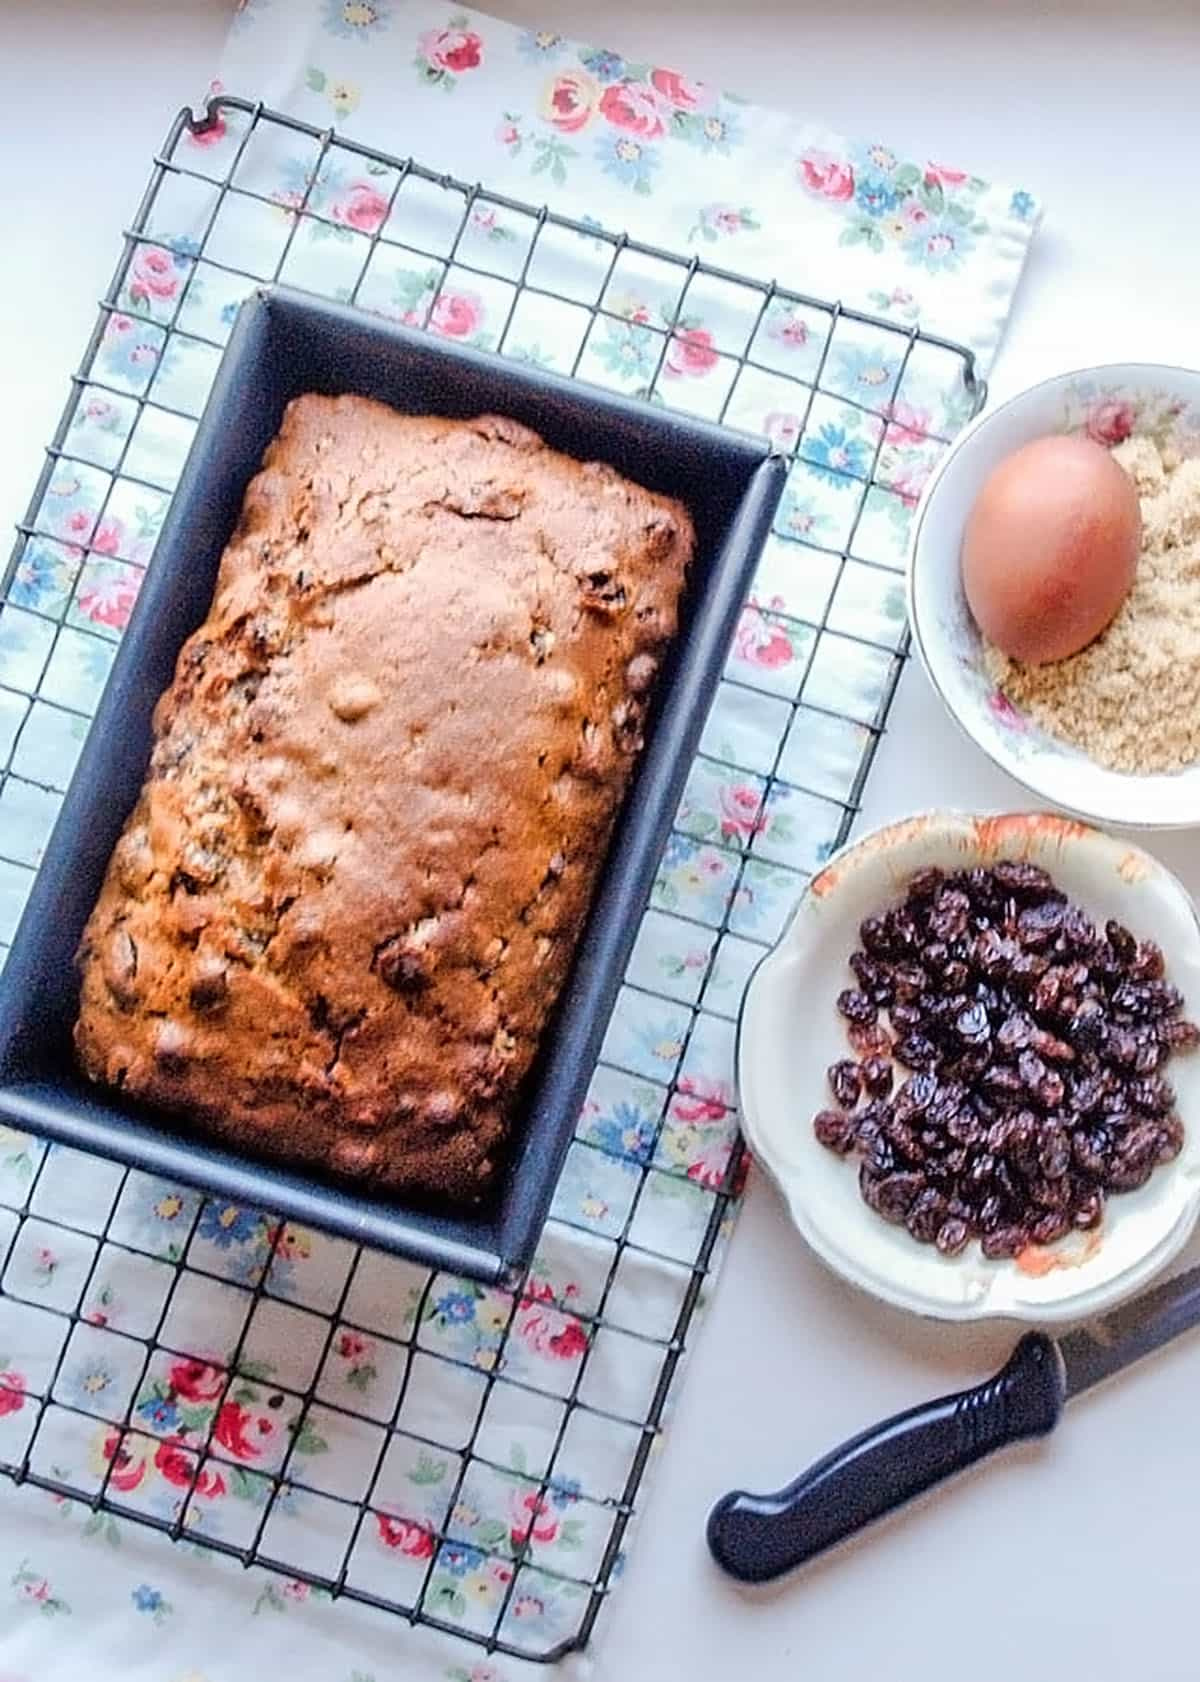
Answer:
xmin=664 ymin=326 xmax=719 ymax=378
xmin=767 ymin=309 xmax=810 ymax=353
xmin=687 ymin=1137 xmax=734 ymax=1191
xmin=650 ymin=67 xmax=715 ymax=111
xmin=764 ymin=410 xmax=802 ymax=451
xmin=331 ymin=181 xmax=390 ymax=235
xmin=513 ymin=1594 xmax=545 ymax=1620
xmin=169 ymin=1358 xmax=226 ymax=1404
xmin=733 ymin=602 xmax=794 ymax=670
xmin=18 ymin=1579 xmax=49 ymax=1605
xmin=510 ymin=1488 xmax=559 ymax=1549
xmin=418 ymin=26 xmax=483 ymax=73
xmin=541 ymin=68 xmax=599 ymax=133
xmin=883 ymin=399 xmax=932 ymax=446
xmin=798 ymin=150 xmax=855 ymax=202
xmin=59 ymin=508 xmax=97 ymax=555
xmin=429 ymin=290 xmax=483 ymax=339
xmin=129 ymin=246 xmax=181 ymax=306
xmin=516 ymin=1282 xmax=589 ymax=1360
xmin=718 ymin=782 xmax=766 ymax=840
xmin=0 ymin=1370 xmax=26 ymax=1418
xmin=155 ymin=1441 xmax=227 ymax=1498
xmin=599 ymin=80 xmax=672 ymax=141
xmin=336 ymin=1329 xmax=371 ymax=1362
xmin=100 ymin=1430 xmax=151 ymax=1493
xmin=902 ymin=200 xmax=931 ymax=232
xmin=282 ymin=1580 xmax=309 ymax=1602
xmin=497 ymin=117 xmax=521 ymax=148
xmin=708 ymin=207 xmax=744 ymax=234
xmin=376 ymin=1513 xmax=436 ymax=1557
xmin=672 ymin=1074 xmax=732 ymax=1122
xmin=77 ymin=568 xmax=141 ymax=631
xmin=91 ymin=518 xmax=124 ymax=556
xmin=925 ymin=161 xmax=969 ymax=186
xmin=213 ymin=1399 xmax=271 ymax=1461
xmin=1086 ymin=398 xmax=1135 ymax=447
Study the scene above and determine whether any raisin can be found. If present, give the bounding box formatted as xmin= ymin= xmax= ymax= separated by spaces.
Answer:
xmin=814 ymin=1110 xmax=857 ymax=1155
xmin=1074 ymin=1190 xmax=1104 ymax=1229
xmin=871 ymin=1171 xmax=925 ymax=1224
xmin=906 ymin=866 xmax=945 ymax=902
xmin=837 ymin=989 xmax=877 ymax=1025
xmin=828 ymin=1059 xmax=863 ymax=1108
xmin=935 ymin=1218 xmax=971 ymax=1256
xmin=860 ymin=916 xmax=891 ymax=957
xmin=982 ymin=1225 xmax=1029 ymax=1259
xmin=1030 ymin=1209 xmax=1071 ymax=1246
xmin=906 ymin=1188 xmax=949 ymax=1243
xmin=929 ymin=889 xmax=971 ymax=942
xmin=860 ymin=1055 xmax=893 ymax=1098
xmin=1157 ymin=1018 xmax=1200 ymax=1050
xmin=955 ymin=1001 xmax=991 ymax=1045
xmin=894 ymin=1032 xmax=940 ymax=1070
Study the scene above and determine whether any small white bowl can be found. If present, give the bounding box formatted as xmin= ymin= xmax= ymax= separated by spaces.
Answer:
xmin=737 ymin=810 xmax=1200 ymax=1324
xmin=909 ymin=363 xmax=1200 ymax=829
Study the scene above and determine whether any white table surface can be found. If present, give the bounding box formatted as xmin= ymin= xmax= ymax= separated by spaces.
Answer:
xmin=5 ymin=2 xmax=1200 ymax=1677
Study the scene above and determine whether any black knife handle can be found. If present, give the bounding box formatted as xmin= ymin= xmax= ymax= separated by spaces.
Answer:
xmin=707 ymin=1331 xmax=1065 ymax=1583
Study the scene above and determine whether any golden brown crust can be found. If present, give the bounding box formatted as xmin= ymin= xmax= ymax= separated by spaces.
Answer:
xmin=73 ymin=396 xmax=693 ymax=1201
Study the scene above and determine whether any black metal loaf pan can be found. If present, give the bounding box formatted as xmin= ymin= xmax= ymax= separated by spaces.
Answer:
xmin=0 ymin=287 xmax=785 ymax=1284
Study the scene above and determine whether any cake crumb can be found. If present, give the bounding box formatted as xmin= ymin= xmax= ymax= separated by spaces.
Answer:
xmin=983 ymin=435 xmax=1200 ymax=773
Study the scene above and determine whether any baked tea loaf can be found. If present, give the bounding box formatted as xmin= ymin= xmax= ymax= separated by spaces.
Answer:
xmin=75 ymin=395 xmax=694 ymax=1200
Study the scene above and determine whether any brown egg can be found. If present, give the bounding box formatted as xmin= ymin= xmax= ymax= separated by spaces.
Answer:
xmin=961 ymin=434 xmax=1141 ymax=665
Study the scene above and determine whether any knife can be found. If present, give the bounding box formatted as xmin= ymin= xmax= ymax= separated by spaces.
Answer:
xmin=707 ymin=1260 xmax=1200 ymax=1583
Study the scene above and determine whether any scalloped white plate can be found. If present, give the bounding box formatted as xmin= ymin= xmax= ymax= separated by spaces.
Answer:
xmin=908 ymin=362 xmax=1200 ymax=829
xmin=737 ymin=811 xmax=1200 ymax=1324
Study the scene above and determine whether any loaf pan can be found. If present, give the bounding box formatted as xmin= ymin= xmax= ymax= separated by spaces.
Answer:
xmin=0 ymin=287 xmax=785 ymax=1284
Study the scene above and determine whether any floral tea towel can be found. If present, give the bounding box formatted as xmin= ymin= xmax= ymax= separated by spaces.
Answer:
xmin=0 ymin=4 xmax=1041 ymax=1680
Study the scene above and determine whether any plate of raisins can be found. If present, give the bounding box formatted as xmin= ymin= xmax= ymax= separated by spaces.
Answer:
xmin=737 ymin=810 xmax=1200 ymax=1322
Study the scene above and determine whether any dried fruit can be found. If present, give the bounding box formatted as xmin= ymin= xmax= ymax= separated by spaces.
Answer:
xmin=813 ymin=859 xmax=1194 ymax=1259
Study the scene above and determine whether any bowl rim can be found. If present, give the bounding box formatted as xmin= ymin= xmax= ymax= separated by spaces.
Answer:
xmin=906 ymin=359 xmax=1200 ymax=832
xmin=735 ymin=806 xmax=1200 ymax=1325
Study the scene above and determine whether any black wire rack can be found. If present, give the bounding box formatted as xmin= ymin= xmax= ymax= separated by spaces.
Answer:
xmin=0 ymin=96 xmax=985 ymax=1663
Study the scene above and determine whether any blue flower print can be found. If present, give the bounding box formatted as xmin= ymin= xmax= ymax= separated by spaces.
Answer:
xmin=132 ymin=1584 xmax=163 ymax=1614
xmin=595 ymin=132 xmax=660 ymax=195
xmin=1010 ymin=189 xmax=1036 ymax=221
xmin=586 ymin=1101 xmax=657 ymax=1164
xmin=438 ymin=1542 xmax=486 ymax=1577
xmin=321 ymin=0 xmax=390 ymax=41
xmin=692 ymin=106 xmax=742 ymax=155
xmin=906 ymin=219 xmax=977 ymax=274
xmin=855 ymin=175 xmax=898 ymax=218
xmin=434 ymin=1290 xmax=476 ymax=1325
xmin=517 ymin=29 xmax=566 ymax=64
xmin=137 ymin=1395 xmax=180 ymax=1434
xmin=549 ymin=1477 xmax=582 ymax=1508
xmin=804 ymin=423 xmax=872 ymax=485
xmin=9 ymin=544 xmax=72 ymax=614
xmin=831 ymin=343 xmax=898 ymax=400
xmin=579 ymin=47 xmax=625 ymax=82
xmin=196 ymin=1202 xmax=265 ymax=1249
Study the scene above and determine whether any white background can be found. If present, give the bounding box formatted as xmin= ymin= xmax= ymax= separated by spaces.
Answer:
xmin=3 ymin=2 xmax=1200 ymax=1677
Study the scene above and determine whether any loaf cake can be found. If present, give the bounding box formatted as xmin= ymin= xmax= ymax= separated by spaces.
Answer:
xmin=74 ymin=395 xmax=694 ymax=1200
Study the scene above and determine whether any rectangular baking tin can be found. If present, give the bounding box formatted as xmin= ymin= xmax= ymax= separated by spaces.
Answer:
xmin=0 ymin=287 xmax=785 ymax=1284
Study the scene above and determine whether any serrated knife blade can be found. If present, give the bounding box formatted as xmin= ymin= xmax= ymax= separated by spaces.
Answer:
xmin=1057 ymin=1260 xmax=1200 ymax=1397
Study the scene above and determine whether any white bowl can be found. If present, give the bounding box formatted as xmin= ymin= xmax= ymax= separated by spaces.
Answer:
xmin=909 ymin=363 xmax=1200 ymax=829
xmin=737 ymin=810 xmax=1200 ymax=1324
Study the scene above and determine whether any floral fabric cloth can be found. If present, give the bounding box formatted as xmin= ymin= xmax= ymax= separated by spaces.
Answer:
xmin=0 ymin=3 xmax=1040 ymax=1678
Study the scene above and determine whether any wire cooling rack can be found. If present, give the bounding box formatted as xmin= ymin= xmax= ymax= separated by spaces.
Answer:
xmin=0 ymin=96 xmax=985 ymax=1662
